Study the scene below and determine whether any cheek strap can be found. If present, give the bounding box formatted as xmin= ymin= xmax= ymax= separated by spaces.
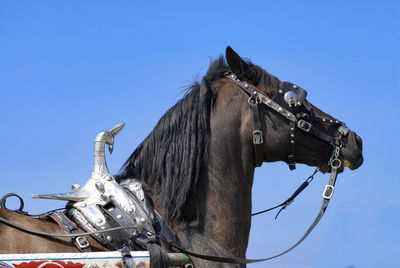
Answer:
xmin=249 ymin=94 xmax=264 ymax=167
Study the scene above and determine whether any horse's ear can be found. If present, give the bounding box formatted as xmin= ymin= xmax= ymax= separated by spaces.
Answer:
xmin=225 ymin=46 xmax=250 ymax=76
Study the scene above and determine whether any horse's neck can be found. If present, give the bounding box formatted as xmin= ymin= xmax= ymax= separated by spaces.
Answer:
xmin=173 ymin=97 xmax=255 ymax=262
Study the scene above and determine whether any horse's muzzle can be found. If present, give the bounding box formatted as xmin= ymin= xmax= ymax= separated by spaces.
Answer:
xmin=342 ymin=132 xmax=363 ymax=170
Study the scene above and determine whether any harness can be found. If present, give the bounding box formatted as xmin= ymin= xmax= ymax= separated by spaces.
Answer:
xmin=0 ymin=73 xmax=352 ymax=265
xmin=0 ymin=183 xmax=188 ymax=268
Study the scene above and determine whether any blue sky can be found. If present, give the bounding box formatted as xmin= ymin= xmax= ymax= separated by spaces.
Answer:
xmin=0 ymin=1 xmax=399 ymax=267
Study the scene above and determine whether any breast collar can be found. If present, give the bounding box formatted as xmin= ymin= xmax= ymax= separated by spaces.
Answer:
xmin=224 ymin=72 xmax=349 ymax=169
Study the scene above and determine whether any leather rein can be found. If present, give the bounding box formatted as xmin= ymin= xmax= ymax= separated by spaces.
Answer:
xmin=0 ymin=73 xmax=350 ymax=265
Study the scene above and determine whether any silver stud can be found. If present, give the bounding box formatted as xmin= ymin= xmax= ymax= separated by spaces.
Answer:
xmin=290 ymin=134 xmax=295 ymax=138
xmin=108 ymin=207 xmax=114 ymax=212
xmin=330 ymin=120 xmax=333 ymax=123
xmin=244 ymin=83 xmax=249 ymax=88
xmin=267 ymin=100 xmax=272 ymax=105
xmin=236 ymin=78 xmax=241 ymax=82
xmin=80 ymin=203 xmax=87 ymax=208
xmin=230 ymin=74 xmax=236 ymax=78
xmin=117 ymin=215 xmax=122 ymax=219
xmin=297 ymin=102 xmax=301 ymax=106
xmin=290 ymin=128 xmax=294 ymax=131
xmin=105 ymin=176 xmax=113 ymax=181
xmin=278 ymin=107 xmax=283 ymax=112
xmin=322 ymin=119 xmax=326 ymax=122
xmin=147 ymin=232 xmax=153 ymax=237
xmin=291 ymin=140 xmax=295 ymax=144
xmin=101 ymin=226 xmax=105 ymax=230
xmin=336 ymin=120 xmax=339 ymax=123
xmin=106 ymin=236 xmax=113 ymax=242
xmin=71 ymin=184 xmax=80 ymax=191
xmin=97 ymin=218 xmax=103 ymax=224
xmin=293 ymin=85 xmax=298 ymax=89
xmin=279 ymin=89 xmax=283 ymax=94
xmin=140 ymin=217 xmax=146 ymax=223
xmin=126 ymin=207 xmax=134 ymax=214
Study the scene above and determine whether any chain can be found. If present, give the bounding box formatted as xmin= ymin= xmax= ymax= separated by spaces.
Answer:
xmin=328 ymin=143 xmax=343 ymax=168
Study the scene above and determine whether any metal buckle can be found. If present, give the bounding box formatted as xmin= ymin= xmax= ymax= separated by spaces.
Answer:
xmin=297 ymin=119 xmax=312 ymax=132
xmin=338 ymin=125 xmax=350 ymax=136
xmin=322 ymin=185 xmax=335 ymax=199
xmin=253 ymin=130 xmax=263 ymax=144
xmin=75 ymin=236 xmax=90 ymax=249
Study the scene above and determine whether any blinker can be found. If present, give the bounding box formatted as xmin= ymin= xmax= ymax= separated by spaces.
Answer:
xmin=276 ymin=82 xmax=307 ymax=111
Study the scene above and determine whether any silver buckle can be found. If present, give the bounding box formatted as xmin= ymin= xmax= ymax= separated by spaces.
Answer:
xmin=75 ymin=236 xmax=90 ymax=249
xmin=253 ymin=130 xmax=263 ymax=144
xmin=322 ymin=185 xmax=335 ymax=199
xmin=338 ymin=125 xmax=350 ymax=136
xmin=297 ymin=119 xmax=312 ymax=132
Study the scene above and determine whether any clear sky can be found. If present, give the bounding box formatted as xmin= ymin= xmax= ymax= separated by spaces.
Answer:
xmin=0 ymin=1 xmax=399 ymax=267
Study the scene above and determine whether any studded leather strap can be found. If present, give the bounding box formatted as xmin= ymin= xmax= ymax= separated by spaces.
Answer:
xmin=250 ymin=97 xmax=264 ymax=167
xmin=48 ymin=212 xmax=91 ymax=252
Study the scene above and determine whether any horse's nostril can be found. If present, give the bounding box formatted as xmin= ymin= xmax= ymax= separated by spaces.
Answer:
xmin=355 ymin=134 xmax=363 ymax=151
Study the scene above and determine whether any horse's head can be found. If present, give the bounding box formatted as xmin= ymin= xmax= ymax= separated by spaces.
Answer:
xmin=222 ymin=46 xmax=363 ymax=172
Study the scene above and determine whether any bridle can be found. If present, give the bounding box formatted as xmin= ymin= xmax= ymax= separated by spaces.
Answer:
xmin=224 ymin=71 xmax=349 ymax=169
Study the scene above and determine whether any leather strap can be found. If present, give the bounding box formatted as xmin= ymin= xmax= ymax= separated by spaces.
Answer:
xmin=119 ymin=246 xmax=136 ymax=268
xmin=250 ymin=97 xmax=264 ymax=167
xmin=288 ymin=121 xmax=296 ymax=170
xmin=48 ymin=212 xmax=91 ymax=252
xmin=297 ymin=119 xmax=336 ymax=144
xmin=252 ymin=169 xmax=319 ymax=218
xmin=0 ymin=193 xmax=27 ymax=214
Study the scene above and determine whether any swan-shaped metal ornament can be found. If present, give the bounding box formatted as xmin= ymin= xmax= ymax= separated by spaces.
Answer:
xmin=32 ymin=123 xmax=138 ymax=226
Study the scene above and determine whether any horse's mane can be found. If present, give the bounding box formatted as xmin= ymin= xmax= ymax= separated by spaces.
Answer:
xmin=117 ymin=55 xmax=280 ymax=223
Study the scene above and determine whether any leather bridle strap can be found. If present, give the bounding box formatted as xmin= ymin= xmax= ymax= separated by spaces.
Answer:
xmin=249 ymin=94 xmax=264 ymax=167
xmin=288 ymin=121 xmax=296 ymax=170
xmin=251 ymin=168 xmax=319 ymax=218
xmin=297 ymin=119 xmax=336 ymax=144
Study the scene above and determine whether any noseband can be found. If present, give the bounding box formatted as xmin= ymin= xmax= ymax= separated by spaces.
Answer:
xmin=224 ymin=72 xmax=349 ymax=169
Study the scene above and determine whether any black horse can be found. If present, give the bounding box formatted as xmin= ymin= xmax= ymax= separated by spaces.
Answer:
xmin=0 ymin=47 xmax=363 ymax=268
xmin=116 ymin=47 xmax=363 ymax=267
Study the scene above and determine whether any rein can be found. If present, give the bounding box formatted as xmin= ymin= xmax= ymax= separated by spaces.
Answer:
xmin=0 ymin=148 xmax=342 ymax=265
xmin=251 ymin=168 xmax=319 ymax=218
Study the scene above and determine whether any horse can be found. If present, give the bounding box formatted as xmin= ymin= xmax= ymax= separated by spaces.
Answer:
xmin=0 ymin=47 xmax=363 ymax=267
